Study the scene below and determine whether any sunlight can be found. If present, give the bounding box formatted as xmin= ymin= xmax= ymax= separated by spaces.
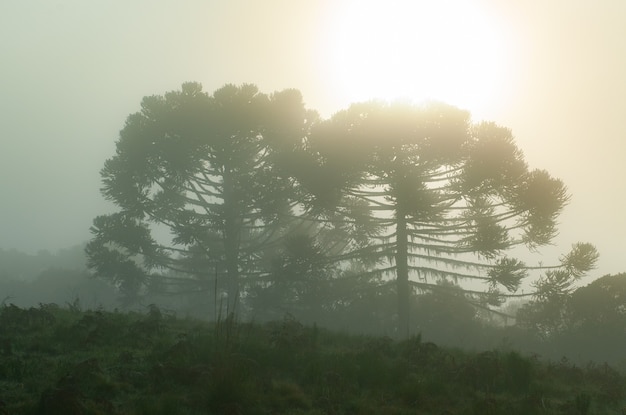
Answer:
xmin=324 ymin=0 xmax=510 ymax=117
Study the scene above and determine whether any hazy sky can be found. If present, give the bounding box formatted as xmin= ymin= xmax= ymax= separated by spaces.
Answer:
xmin=1 ymin=0 xmax=625 ymax=280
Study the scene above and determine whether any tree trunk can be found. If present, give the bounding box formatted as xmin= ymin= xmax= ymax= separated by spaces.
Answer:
xmin=224 ymin=215 xmax=240 ymax=314
xmin=395 ymin=209 xmax=410 ymax=338
xmin=222 ymin=168 xmax=240 ymax=315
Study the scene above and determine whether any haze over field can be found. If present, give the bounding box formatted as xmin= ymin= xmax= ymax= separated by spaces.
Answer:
xmin=1 ymin=0 xmax=625 ymax=279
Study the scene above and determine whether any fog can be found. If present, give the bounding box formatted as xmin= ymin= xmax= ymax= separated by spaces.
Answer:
xmin=1 ymin=0 xmax=625 ymax=280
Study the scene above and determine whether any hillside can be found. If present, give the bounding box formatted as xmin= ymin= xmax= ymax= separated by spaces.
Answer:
xmin=0 ymin=304 xmax=624 ymax=414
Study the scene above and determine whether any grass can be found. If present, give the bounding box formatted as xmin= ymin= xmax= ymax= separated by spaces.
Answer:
xmin=0 ymin=303 xmax=625 ymax=414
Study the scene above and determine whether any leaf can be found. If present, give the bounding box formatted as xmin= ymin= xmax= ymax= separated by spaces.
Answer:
xmin=488 ymin=257 xmax=528 ymax=292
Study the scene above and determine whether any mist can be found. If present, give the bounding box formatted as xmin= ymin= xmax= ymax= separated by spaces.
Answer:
xmin=1 ymin=1 xmax=625 ymax=279
xmin=2 ymin=3 xmax=626 ymax=405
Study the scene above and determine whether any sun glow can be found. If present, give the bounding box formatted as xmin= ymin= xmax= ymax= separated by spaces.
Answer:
xmin=324 ymin=0 xmax=511 ymax=118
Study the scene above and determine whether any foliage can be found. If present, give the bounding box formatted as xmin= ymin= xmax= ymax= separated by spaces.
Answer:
xmin=86 ymin=82 xmax=599 ymax=337
xmin=0 ymin=304 xmax=624 ymax=414
xmin=0 ymin=245 xmax=88 ymax=282
xmin=0 ymin=261 xmax=119 ymax=310
xmin=569 ymin=272 xmax=626 ymax=327
xmin=86 ymin=83 xmax=318 ymax=313
xmin=299 ymin=100 xmax=598 ymax=335
xmin=517 ymin=272 xmax=626 ymax=364
xmin=247 ymin=233 xmax=337 ymax=323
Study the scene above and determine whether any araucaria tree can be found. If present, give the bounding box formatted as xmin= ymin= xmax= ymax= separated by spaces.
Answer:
xmin=86 ymin=83 xmax=316 ymax=312
xmin=87 ymin=83 xmax=597 ymax=333
xmin=302 ymin=101 xmax=597 ymax=335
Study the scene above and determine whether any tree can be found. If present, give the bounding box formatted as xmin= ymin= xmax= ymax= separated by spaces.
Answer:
xmin=87 ymin=85 xmax=598 ymax=333
xmin=516 ymin=243 xmax=603 ymax=337
xmin=86 ymin=83 xmax=316 ymax=313
xmin=567 ymin=273 xmax=626 ymax=362
xmin=569 ymin=272 xmax=626 ymax=328
xmin=515 ymin=272 xmax=625 ymax=364
xmin=247 ymin=232 xmax=337 ymax=323
xmin=300 ymin=100 xmax=598 ymax=336
xmin=411 ymin=280 xmax=481 ymax=345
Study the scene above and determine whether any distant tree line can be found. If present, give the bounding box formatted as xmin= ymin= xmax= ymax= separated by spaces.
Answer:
xmin=0 ymin=245 xmax=86 ymax=282
xmin=85 ymin=82 xmax=599 ymax=336
xmin=0 ymin=245 xmax=118 ymax=309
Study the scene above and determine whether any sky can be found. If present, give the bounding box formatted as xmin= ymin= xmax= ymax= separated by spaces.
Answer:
xmin=1 ymin=0 xmax=625 ymax=281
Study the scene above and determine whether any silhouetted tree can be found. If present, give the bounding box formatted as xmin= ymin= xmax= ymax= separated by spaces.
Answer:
xmin=412 ymin=280 xmax=479 ymax=341
xmin=569 ymin=272 xmax=626 ymax=328
xmin=516 ymin=272 xmax=625 ymax=364
xmin=566 ymin=272 xmax=626 ymax=361
xmin=86 ymin=83 xmax=317 ymax=313
xmin=516 ymin=244 xmax=603 ymax=337
xmin=300 ymin=101 xmax=598 ymax=336
xmin=248 ymin=232 xmax=337 ymax=322
xmin=87 ymin=86 xmax=598 ymax=331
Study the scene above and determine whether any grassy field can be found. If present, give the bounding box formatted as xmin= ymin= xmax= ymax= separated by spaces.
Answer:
xmin=0 ymin=303 xmax=624 ymax=414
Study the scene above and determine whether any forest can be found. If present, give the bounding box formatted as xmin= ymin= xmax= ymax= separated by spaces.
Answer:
xmin=1 ymin=83 xmax=625 ymax=414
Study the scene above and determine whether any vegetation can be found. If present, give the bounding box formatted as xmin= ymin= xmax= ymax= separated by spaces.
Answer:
xmin=0 ymin=245 xmax=88 ymax=282
xmin=0 ymin=246 xmax=118 ymax=310
xmin=2 ymin=247 xmax=624 ymax=368
xmin=4 ymin=82 xmax=620 ymax=413
xmin=87 ymin=84 xmax=323 ymax=312
xmin=85 ymin=83 xmax=598 ymax=336
xmin=516 ymin=272 xmax=626 ymax=365
xmin=300 ymin=102 xmax=596 ymax=335
xmin=1 ymin=303 xmax=625 ymax=415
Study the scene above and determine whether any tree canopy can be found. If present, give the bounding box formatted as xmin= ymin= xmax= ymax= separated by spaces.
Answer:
xmin=87 ymin=83 xmax=317 ymax=312
xmin=87 ymin=83 xmax=598 ymax=335
xmin=298 ymin=100 xmax=597 ymax=335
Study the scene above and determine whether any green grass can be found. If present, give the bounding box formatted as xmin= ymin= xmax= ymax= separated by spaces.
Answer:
xmin=0 ymin=304 xmax=624 ymax=414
